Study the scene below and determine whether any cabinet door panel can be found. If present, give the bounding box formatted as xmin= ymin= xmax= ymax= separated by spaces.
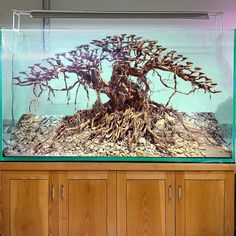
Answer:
xmin=59 ymin=171 xmax=116 ymax=236
xmin=176 ymin=171 xmax=234 ymax=236
xmin=118 ymin=171 xmax=175 ymax=236
xmin=2 ymin=171 xmax=53 ymax=236
xmin=185 ymin=180 xmax=224 ymax=236
xmin=11 ymin=179 xmax=49 ymax=236
xmin=127 ymin=179 xmax=166 ymax=236
xmin=69 ymin=180 xmax=106 ymax=236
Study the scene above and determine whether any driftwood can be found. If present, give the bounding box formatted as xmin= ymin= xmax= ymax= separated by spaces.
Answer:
xmin=14 ymin=34 xmax=220 ymax=155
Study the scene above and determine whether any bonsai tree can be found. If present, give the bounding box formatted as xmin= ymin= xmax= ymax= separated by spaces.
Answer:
xmin=14 ymin=34 xmax=220 ymax=155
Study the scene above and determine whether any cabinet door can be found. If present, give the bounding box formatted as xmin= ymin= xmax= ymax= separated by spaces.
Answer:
xmin=2 ymin=171 xmax=57 ymax=236
xmin=176 ymin=171 xmax=234 ymax=236
xmin=59 ymin=171 xmax=116 ymax=236
xmin=118 ymin=171 xmax=175 ymax=236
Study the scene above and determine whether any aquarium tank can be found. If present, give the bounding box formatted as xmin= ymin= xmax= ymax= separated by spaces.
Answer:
xmin=0 ymin=18 xmax=235 ymax=162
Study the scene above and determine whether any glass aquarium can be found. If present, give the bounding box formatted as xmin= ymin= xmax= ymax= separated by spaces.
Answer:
xmin=0 ymin=23 xmax=235 ymax=162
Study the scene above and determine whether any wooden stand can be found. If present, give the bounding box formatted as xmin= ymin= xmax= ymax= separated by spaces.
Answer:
xmin=0 ymin=162 xmax=235 ymax=236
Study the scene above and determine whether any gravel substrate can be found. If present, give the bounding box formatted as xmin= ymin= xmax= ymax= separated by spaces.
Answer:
xmin=3 ymin=112 xmax=232 ymax=158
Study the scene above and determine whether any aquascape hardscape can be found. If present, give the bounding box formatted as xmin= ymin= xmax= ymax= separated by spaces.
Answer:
xmin=1 ymin=30 xmax=235 ymax=161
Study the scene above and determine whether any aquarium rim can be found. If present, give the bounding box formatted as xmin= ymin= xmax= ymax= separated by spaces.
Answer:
xmin=12 ymin=9 xmax=224 ymax=31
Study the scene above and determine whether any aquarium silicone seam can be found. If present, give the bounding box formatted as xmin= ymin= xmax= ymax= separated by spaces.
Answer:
xmin=232 ymin=29 xmax=236 ymax=162
xmin=0 ymin=156 xmax=233 ymax=163
xmin=0 ymin=29 xmax=2 ymax=161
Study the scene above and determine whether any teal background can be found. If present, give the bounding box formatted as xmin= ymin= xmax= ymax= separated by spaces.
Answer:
xmin=2 ymin=29 xmax=234 ymax=120
xmin=0 ymin=28 xmax=235 ymax=163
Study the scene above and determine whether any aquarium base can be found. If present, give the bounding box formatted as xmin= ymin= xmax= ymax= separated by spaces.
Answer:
xmin=3 ymin=112 xmax=231 ymax=158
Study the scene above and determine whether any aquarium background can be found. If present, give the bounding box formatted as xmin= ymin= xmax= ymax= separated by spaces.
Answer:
xmin=0 ymin=24 xmax=235 ymax=162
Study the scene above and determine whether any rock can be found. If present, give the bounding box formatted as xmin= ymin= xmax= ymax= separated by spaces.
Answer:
xmin=207 ymin=138 xmax=218 ymax=145
xmin=223 ymin=145 xmax=230 ymax=152
xmin=167 ymin=116 xmax=176 ymax=123
xmin=136 ymin=150 xmax=146 ymax=156
xmin=176 ymin=148 xmax=184 ymax=154
xmin=175 ymin=138 xmax=183 ymax=145
xmin=139 ymin=137 xmax=146 ymax=145
xmin=192 ymin=142 xmax=199 ymax=149
xmin=93 ymin=140 xmax=99 ymax=144
xmin=156 ymin=119 xmax=165 ymax=130
xmin=112 ymin=151 xmax=120 ymax=156
xmin=3 ymin=112 xmax=231 ymax=158
xmin=89 ymin=152 xmax=97 ymax=156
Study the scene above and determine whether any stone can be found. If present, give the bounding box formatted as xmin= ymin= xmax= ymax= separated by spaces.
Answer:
xmin=139 ymin=137 xmax=146 ymax=145
xmin=156 ymin=119 xmax=165 ymax=130
xmin=3 ymin=112 xmax=231 ymax=158
xmin=192 ymin=142 xmax=199 ymax=149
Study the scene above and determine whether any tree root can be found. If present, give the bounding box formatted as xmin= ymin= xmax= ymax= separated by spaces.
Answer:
xmin=52 ymin=101 xmax=197 ymax=156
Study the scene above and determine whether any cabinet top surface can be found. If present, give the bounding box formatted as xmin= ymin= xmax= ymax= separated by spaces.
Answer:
xmin=0 ymin=162 xmax=235 ymax=171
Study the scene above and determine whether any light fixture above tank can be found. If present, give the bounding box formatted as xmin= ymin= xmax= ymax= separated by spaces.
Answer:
xmin=11 ymin=9 xmax=224 ymax=31
xmin=28 ymin=10 xmax=215 ymax=19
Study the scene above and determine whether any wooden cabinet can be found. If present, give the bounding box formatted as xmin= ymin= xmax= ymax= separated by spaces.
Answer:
xmin=0 ymin=166 xmax=234 ymax=236
xmin=1 ymin=171 xmax=116 ymax=236
xmin=176 ymin=171 xmax=234 ymax=236
xmin=118 ymin=171 xmax=234 ymax=236
xmin=117 ymin=171 xmax=175 ymax=236
xmin=1 ymin=171 xmax=56 ymax=236
xmin=59 ymin=171 xmax=116 ymax=236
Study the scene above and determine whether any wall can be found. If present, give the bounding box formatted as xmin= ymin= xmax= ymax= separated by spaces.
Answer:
xmin=0 ymin=0 xmax=235 ymax=30
xmin=0 ymin=0 xmax=42 ymax=28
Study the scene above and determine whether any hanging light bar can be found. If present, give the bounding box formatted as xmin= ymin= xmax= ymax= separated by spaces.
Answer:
xmin=12 ymin=9 xmax=224 ymax=31
xmin=29 ymin=10 xmax=214 ymax=19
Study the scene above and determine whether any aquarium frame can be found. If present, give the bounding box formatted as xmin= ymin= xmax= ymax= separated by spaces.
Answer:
xmin=0 ymin=30 xmax=2 ymax=162
xmin=0 ymin=156 xmax=235 ymax=163
xmin=232 ymin=29 xmax=236 ymax=162
xmin=0 ymin=28 xmax=235 ymax=163
xmin=12 ymin=10 xmax=31 ymax=32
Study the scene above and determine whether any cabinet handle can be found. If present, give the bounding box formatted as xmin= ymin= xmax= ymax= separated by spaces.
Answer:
xmin=51 ymin=185 xmax=55 ymax=201
xmin=61 ymin=185 xmax=65 ymax=200
xmin=178 ymin=185 xmax=182 ymax=201
xmin=168 ymin=185 xmax=172 ymax=200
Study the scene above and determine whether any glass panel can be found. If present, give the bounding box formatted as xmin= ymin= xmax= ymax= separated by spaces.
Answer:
xmin=1 ymin=24 xmax=235 ymax=162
